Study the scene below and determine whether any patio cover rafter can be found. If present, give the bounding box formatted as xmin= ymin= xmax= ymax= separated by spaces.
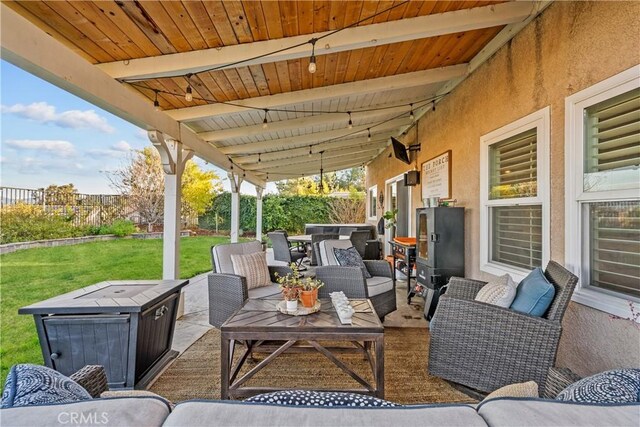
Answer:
xmin=220 ymin=118 xmax=411 ymax=155
xmin=0 ymin=3 xmax=265 ymax=187
xmin=232 ymin=132 xmax=397 ymax=166
xmin=97 ymin=2 xmax=535 ymax=81
xmin=165 ymin=65 xmax=468 ymax=122
xmin=198 ymin=104 xmax=416 ymax=143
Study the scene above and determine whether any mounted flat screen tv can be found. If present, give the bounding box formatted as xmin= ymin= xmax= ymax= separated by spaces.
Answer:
xmin=391 ymin=137 xmax=411 ymax=164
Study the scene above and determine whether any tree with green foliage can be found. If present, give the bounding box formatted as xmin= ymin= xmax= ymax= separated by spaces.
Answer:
xmin=109 ymin=147 xmax=222 ymax=231
xmin=275 ymin=167 xmax=365 ymax=196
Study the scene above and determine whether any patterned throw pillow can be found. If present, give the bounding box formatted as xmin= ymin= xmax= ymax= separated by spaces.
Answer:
xmin=1 ymin=364 xmax=92 ymax=408
xmin=482 ymin=381 xmax=539 ymax=402
xmin=333 ymin=247 xmax=371 ymax=278
xmin=475 ymin=274 xmax=517 ymax=308
xmin=245 ymin=390 xmax=399 ymax=407
xmin=556 ymin=369 xmax=640 ymax=404
xmin=230 ymin=252 xmax=271 ymax=289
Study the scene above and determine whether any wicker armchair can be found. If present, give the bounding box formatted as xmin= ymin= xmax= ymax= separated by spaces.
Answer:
xmin=428 ymin=261 xmax=578 ymax=394
xmin=315 ymin=239 xmax=396 ymax=320
xmin=69 ymin=365 xmax=109 ymax=398
xmin=208 ymin=241 xmax=292 ymax=328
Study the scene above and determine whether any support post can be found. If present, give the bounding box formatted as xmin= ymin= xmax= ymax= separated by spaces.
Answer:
xmin=149 ymin=130 xmax=194 ymax=280
xmin=228 ymin=172 xmax=244 ymax=243
xmin=255 ymin=186 xmax=264 ymax=242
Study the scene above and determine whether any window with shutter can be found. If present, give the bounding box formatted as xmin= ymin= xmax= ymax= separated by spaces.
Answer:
xmin=565 ymin=66 xmax=640 ymax=316
xmin=480 ymin=107 xmax=550 ymax=280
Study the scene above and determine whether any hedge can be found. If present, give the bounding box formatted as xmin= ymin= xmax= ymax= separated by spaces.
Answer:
xmin=200 ymin=193 xmax=332 ymax=235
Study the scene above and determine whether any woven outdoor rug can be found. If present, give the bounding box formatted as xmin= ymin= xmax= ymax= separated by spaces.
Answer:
xmin=149 ymin=327 xmax=475 ymax=405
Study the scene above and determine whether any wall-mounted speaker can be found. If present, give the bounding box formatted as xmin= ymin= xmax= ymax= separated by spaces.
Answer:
xmin=404 ymin=170 xmax=420 ymax=186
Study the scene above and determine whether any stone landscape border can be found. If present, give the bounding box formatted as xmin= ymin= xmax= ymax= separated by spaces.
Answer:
xmin=0 ymin=235 xmax=118 ymax=254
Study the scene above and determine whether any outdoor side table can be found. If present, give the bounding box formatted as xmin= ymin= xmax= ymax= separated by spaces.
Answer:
xmin=19 ymin=279 xmax=188 ymax=389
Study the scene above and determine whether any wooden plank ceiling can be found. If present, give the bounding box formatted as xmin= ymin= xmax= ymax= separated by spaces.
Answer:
xmin=5 ymin=0 xmax=523 ymax=181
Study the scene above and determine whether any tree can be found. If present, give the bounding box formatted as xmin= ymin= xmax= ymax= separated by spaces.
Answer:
xmin=275 ymin=167 xmax=365 ymax=196
xmin=108 ymin=147 xmax=221 ymax=231
xmin=36 ymin=183 xmax=80 ymax=206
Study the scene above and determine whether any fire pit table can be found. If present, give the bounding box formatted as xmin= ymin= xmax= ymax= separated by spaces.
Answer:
xmin=19 ymin=279 xmax=188 ymax=389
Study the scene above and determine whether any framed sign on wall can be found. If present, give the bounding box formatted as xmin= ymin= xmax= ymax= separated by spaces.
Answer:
xmin=421 ymin=150 xmax=452 ymax=200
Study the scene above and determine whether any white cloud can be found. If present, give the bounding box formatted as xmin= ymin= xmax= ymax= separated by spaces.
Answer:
xmin=134 ymin=128 xmax=148 ymax=140
xmin=4 ymin=139 xmax=76 ymax=157
xmin=16 ymin=156 xmax=86 ymax=175
xmin=1 ymin=102 xmax=115 ymax=133
xmin=86 ymin=140 xmax=132 ymax=159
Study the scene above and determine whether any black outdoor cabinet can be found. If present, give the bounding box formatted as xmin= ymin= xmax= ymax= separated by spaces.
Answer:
xmin=415 ymin=207 xmax=465 ymax=320
xmin=19 ymin=280 xmax=188 ymax=389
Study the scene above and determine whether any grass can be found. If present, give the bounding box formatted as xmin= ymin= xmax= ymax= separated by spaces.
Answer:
xmin=0 ymin=235 xmax=233 ymax=384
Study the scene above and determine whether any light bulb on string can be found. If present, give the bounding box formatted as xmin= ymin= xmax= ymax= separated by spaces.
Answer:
xmin=409 ymin=103 xmax=415 ymax=121
xmin=153 ymin=90 xmax=160 ymax=111
xmin=432 ymin=101 xmax=436 ymax=112
xmin=258 ymin=153 xmax=261 ymax=163
xmin=367 ymin=128 xmax=371 ymax=142
xmin=308 ymin=146 xmax=313 ymax=157
xmin=348 ymin=112 xmax=353 ymax=129
xmin=185 ymin=74 xmax=193 ymax=102
xmin=262 ymin=109 xmax=269 ymax=129
xmin=308 ymin=38 xmax=317 ymax=74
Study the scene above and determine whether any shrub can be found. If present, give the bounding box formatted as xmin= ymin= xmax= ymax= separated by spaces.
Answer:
xmin=108 ymin=219 xmax=137 ymax=237
xmin=0 ymin=203 xmax=82 ymax=244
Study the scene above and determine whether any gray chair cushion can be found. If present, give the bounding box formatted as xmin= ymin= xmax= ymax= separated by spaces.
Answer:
xmin=318 ymin=239 xmax=353 ymax=266
xmin=0 ymin=397 xmax=170 ymax=427
xmin=164 ymin=401 xmax=486 ymax=427
xmin=366 ymin=276 xmax=394 ymax=297
xmin=212 ymin=240 xmax=262 ymax=274
xmin=477 ymin=397 xmax=640 ymax=427
xmin=248 ymin=284 xmax=281 ymax=299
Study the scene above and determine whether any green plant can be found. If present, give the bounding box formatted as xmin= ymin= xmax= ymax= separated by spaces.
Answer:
xmin=107 ymin=219 xmax=137 ymax=237
xmin=383 ymin=209 xmax=398 ymax=229
xmin=0 ymin=203 xmax=82 ymax=244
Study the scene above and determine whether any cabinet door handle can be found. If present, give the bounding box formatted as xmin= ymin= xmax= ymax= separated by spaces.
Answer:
xmin=154 ymin=305 xmax=168 ymax=320
xmin=430 ymin=233 xmax=439 ymax=242
xmin=50 ymin=352 xmax=60 ymax=360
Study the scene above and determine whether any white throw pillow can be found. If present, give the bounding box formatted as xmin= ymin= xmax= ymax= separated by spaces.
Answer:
xmin=475 ymin=274 xmax=517 ymax=308
xmin=230 ymin=252 xmax=271 ymax=289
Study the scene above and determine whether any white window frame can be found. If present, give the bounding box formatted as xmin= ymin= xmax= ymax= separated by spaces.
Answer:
xmin=565 ymin=65 xmax=640 ymax=318
xmin=479 ymin=107 xmax=551 ymax=282
xmin=367 ymin=185 xmax=378 ymax=220
xmin=384 ymin=173 xmax=413 ymax=254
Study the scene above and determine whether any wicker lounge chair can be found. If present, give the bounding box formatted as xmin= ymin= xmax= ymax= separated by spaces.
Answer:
xmin=315 ymin=239 xmax=396 ymax=320
xmin=208 ymin=240 xmax=292 ymax=328
xmin=428 ymin=261 xmax=578 ymax=394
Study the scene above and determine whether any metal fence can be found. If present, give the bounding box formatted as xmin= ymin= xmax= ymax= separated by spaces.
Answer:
xmin=0 ymin=187 xmax=197 ymax=228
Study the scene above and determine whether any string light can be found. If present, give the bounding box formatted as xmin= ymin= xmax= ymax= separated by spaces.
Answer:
xmin=409 ymin=103 xmax=415 ymax=121
xmin=367 ymin=128 xmax=371 ymax=142
xmin=348 ymin=112 xmax=353 ymax=129
xmin=153 ymin=90 xmax=160 ymax=111
xmin=258 ymin=153 xmax=261 ymax=163
xmin=184 ymin=74 xmax=193 ymax=102
xmin=309 ymin=146 xmax=313 ymax=157
xmin=308 ymin=38 xmax=317 ymax=74
xmin=262 ymin=109 xmax=269 ymax=129
xmin=432 ymin=101 xmax=436 ymax=112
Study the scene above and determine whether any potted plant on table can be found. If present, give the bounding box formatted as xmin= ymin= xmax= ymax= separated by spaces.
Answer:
xmin=299 ymin=276 xmax=324 ymax=308
xmin=275 ymin=263 xmax=303 ymax=311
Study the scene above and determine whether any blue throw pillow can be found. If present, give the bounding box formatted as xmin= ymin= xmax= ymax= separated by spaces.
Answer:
xmin=1 ymin=364 xmax=91 ymax=408
xmin=334 ymin=246 xmax=372 ymax=278
xmin=510 ymin=267 xmax=555 ymax=317
xmin=556 ymin=369 xmax=640 ymax=403
xmin=245 ymin=390 xmax=399 ymax=407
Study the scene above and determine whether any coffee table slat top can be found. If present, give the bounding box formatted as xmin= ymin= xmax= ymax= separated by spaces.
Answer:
xmin=221 ymin=299 xmax=382 ymax=333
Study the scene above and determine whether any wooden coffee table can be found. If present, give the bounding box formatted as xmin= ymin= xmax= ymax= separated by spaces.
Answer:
xmin=220 ymin=298 xmax=384 ymax=400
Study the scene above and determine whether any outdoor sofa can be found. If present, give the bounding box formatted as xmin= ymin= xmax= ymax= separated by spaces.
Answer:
xmin=2 ymin=364 xmax=638 ymax=427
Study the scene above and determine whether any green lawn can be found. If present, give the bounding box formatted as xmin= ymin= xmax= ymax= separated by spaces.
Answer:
xmin=0 ymin=236 xmax=232 ymax=384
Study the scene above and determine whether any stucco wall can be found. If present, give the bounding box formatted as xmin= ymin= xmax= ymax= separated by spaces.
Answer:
xmin=365 ymin=1 xmax=640 ymax=375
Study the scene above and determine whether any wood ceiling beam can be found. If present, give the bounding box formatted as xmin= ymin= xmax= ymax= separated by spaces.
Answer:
xmin=241 ymin=142 xmax=388 ymax=171
xmin=98 ymin=2 xmax=535 ymax=80
xmin=220 ymin=118 xmax=411 ymax=155
xmin=232 ymin=132 xmax=396 ymax=165
xmin=0 ymin=4 xmax=265 ymax=187
xmin=198 ymin=103 xmax=415 ymax=143
xmin=168 ymin=65 xmax=465 ymax=122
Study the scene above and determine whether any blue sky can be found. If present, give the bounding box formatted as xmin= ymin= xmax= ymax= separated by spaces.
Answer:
xmin=0 ymin=60 xmax=274 ymax=196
